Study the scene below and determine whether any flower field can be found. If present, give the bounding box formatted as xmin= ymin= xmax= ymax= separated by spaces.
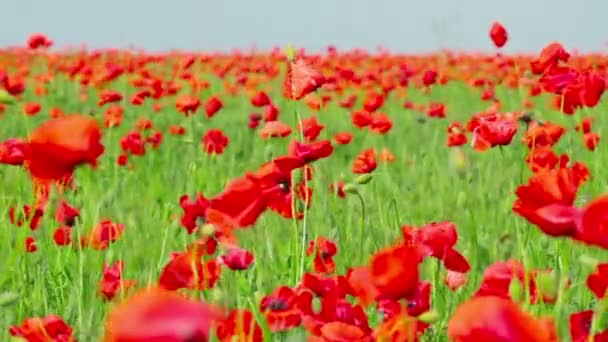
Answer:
xmin=1 ymin=26 xmax=608 ymax=341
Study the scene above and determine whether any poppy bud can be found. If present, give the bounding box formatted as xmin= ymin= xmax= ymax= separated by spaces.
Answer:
xmin=0 ymin=89 xmax=14 ymax=104
xmin=418 ymin=310 xmax=440 ymax=324
xmin=342 ymin=184 xmax=359 ymax=195
xmin=535 ymin=271 xmax=558 ymax=303
xmin=199 ymin=223 xmax=216 ymax=238
xmin=509 ymin=279 xmax=525 ymax=303
xmin=355 ymin=174 xmax=373 ymax=185
xmin=0 ymin=292 xmax=19 ymax=307
xmin=285 ymin=44 xmax=296 ymax=61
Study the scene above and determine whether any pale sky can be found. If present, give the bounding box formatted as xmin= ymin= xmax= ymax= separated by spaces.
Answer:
xmin=3 ymin=0 xmax=607 ymax=53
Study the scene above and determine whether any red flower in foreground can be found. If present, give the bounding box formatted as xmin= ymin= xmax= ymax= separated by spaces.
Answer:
xmin=583 ymin=132 xmax=600 ymax=151
xmin=448 ymin=296 xmax=558 ymax=342
xmin=202 ymin=129 xmax=229 ymax=155
xmin=513 ymin=162 xmax=588 ymax=237
xmin=523 ymin=120 xmax=566 ymax=148
xmin=284 ymin=58 xmax=325 ymax=100
xmin=99 ymin=260 xmax=136 ymax=301
xmin=531 ymin=42 xmax=570 ymax=75
xmin=9 ymin=315 xmax=74 ymax=341
xmin=216 ymin=309 xmax=264 ymax=342
xmin=447 ymin=122 xmax=468 ymax=147
xmin=489 ymin=21 xmax=508 ymax=48
xmin=370 ymin=243 xmax=421 ymax=301
xmin=288 ymin=140 xmax=333 ymax=164
xmin=352 ymin=148 xmax=377 ymax=174
xmin=25 ymin=236 xmax=38 ymax=253
xmin=53 ymin=226 xmax=72 ymax=246
xmin=104 ymin=287 xmax=223 ymax=342
xmin=586 ymin=263 xmax=608 ymax=298
xmin=569 ymin=310 xmax=608 ymax=342
xmin=259 ymin=286 xmax=303 ymax=331
xmin=26 ymin=115 xmax=105 ymax=181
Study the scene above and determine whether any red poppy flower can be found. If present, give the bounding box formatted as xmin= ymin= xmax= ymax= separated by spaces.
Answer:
xmin=513 ymin=163 xmax=588 ymax=236
xmin=329 ymin=182 xmax=346 ymax=198
xmin=0 ymin=138 xmax=26 ymax=165
xmin=583 ymin=132 xmax=600 ymax=151
xmin=104 ymin=287 xmax=223 ymax=342
xmin=447 ymin=122 xmax=468 ymax=147
xmin=179 ymin=193 xmax=210 ymax=234
xmin=299 ymin=116 xmax=324 ymax=142
xmin=523 ymin=121 xmax=566 ymax=148
xmin=586 ymin=263 xmax=608 ymax=298
xmin=259 ymin=121 xmax=292 ymax=139
xmin=531 ymin=42 xmax=570 ymax=75
xmin=489 ymin=21 xmax=508 ymax=48
xmin=23 ymin=102 xmax=41 ymax=116
xmin=98 ymin=90 xmax=123 ymax=106
xmin=402 ymin=221 xmax=470 ymax=273
xmin=83 ymin=219 xmax=125 ymax=250
xmin=352 ymin=149 xmax=377 ymax=174
xmin=53 ymin=226 xmax=72 ymax=246
xmin=427 ymin=102 xmax=446 ymax=118
xmin=471 ymin=114 xmax=518 ymax=151
xmin=99 ymin=260 xmax=136 ymax=301
xmin=370 ymin=112 xmax=393 ymax=134
xmin=299 ymin=290 xmax=372 ymax=340
xmin=219 ymin=246 xmax=255 ymax=271
xmin=373 ymin=311 xmax=426 ymax=342
xmin=130 ymin=89 xmax=151 ymax=105
xmin=306 ymin=237 xmax=338 ymax=274
xmin=379 ymin=148 xmax=396 ymax=163
xmin=216 ymin=309 xmax=264 ymax=342
xmin=370 ymin=243 xmax=421 ymax=301
xmin=136 ymin=117 xmax=154 ymax=131
xmin=250 ymin=91 xmax=271 ymax=107
xmin=120 ymin=131 xmax=146 ymax=156
xmin=422 ymin=70 xmax=438 ymax=87
xmin=573 ymin=195 xmax=608 ymax=249
xmin=8 ymin=204 xmax=44 ymax=230
xmin=576 ymin=117 xmax=593 ymax=134
xmin=204 ymin=96 xmax=223 ymax=117
xmin=448 ymin=296 xmax=558 ymax=342
xmin=300 ymin=273 xmax=348 ymax=298
xmin=207 ymin=175 xmax=270 ymax=228
xmin=27 ymin=33 xmax=53 ymax=49
xmin=175 ymin=94 xmax=201 ymax=115
xmin=526 ymin=147 xmax=560 ymax=172
xmin=333 ymin=132 xmax=353 ymax=145
xmin=9 ymin=315 xmax=74 ymax=341
xmin=202 ymin=129 xmax=229 ymax=155
xmin=288 ymin=140 xmax=333 ymax=164
xmin=55 ymin=200 xmax=79 ymax=226
xmin=264 ymin=104 xmax=280 ymax=121
xmin=104 ymin=105 xmax=124 ymax=128
xmin=25 ymin=236 xmax=38 ymax=252
xmin=569 ymin=310 xmax=608 ymax=342
xmin=146 ymin=131 xmax=163 ymax=149
xmin=159 ymin=246 xmax=221 ymax=291
xmin=363 ymin=92 xmax=385 ymax=112
xmin=351 ymin=110 xmax=373 ymax=129
xmin=446 ymin=270 xmax=468 ymax=291
xmin=169 ymin=125 xmax=186 ymax=136
xmin=26 ymin=115 xmax=104 ymax=181
xmin=339 ymin=94 xmax=357 ymax=108
xmin=259 ymin=286 xmax=303 ymax=331
xmin=284 ymin=58 xmax=325 ymax=100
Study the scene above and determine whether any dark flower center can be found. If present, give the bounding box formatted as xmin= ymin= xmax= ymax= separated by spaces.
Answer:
xmin=267 ymin=298 xmax=289 ymax=311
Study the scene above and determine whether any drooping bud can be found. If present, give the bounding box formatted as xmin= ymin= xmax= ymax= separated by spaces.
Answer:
xmin=355 ymin=174 xmax=373 ymax=185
